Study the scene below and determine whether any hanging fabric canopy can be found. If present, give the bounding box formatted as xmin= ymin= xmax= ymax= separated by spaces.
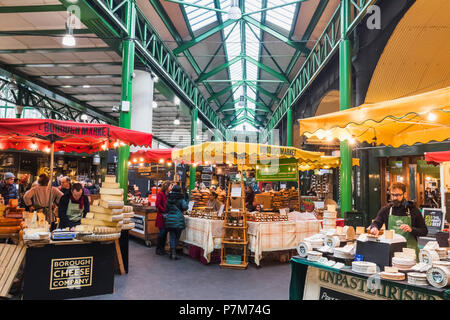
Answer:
xmin=130 ymin=148 xmax=176 ymax=164
xmin=298 ymin=156 xmax=360 ymax=171
xmin=299 ymin=87 xmax=450 ymax=148
xmin=0 ymin=118 xmax=153 ymax=153
xmin=171 ymin=142 xmax=321 ymax=166
xmin=425 ymin=151 xmax=450 ymax=164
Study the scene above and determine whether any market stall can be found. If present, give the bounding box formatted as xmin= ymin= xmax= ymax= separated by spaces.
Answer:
xmin=173 ymin=142 xmax=324 ymax=266
xmin=292 ymin=87 xmax=450 ymax=299
xmin=0 ymin=119 xmax=152 ymax=299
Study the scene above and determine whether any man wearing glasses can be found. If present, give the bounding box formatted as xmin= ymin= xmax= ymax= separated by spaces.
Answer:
xmin=369 ymin=182 xmax=427 ymax=255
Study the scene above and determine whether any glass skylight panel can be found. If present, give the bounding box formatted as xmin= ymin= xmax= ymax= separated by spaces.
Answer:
xmin=184 ymin=0 xmax=217 ymax=31
xmin=266 ymin=0 xmax=296 ymax=31
xmin=245 ymin=0 xmax=262 ymax=22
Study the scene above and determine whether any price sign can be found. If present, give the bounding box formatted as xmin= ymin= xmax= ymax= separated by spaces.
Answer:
xmin=422 ymin=208 xmax=444 ymax=235
xmin=187 ymin=201 xmax=195 ymax=213
xmin=218 ymin=204 xmax=225 ymax=217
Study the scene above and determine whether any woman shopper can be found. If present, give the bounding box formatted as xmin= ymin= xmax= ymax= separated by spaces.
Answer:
xmin=155 ymin=181 xmax=172 ymax=255
xmin=23 ymin=174 xmax=63 ymax=229
xmin=165 ymin=184 xmax=188 ymax=260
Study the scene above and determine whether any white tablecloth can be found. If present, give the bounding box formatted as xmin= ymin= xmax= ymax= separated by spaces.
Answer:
xmin=180 ymin=216 xmax=223 ymax=262
xmin=247 ymin=220 xmax=321 ymax=266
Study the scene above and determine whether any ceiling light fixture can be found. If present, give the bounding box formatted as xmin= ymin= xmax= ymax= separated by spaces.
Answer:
xmin=152 ymin=101 xmax=158 ymax=109
xmin=238 ymin=95 xmax=245 ymax=107
xmin=62 ymin=13 xmax=76 ymax=47
xmin=174 ymin=114 xmax=180 ymax=125
xmin=228 ymin=0 xmax=241 ymax=20
xmin=427 ymin=112 xmax=437 ymax=122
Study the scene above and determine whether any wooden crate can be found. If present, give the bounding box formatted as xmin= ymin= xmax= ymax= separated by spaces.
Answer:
xmin=0 ymin=243 xmax=26 ymax=297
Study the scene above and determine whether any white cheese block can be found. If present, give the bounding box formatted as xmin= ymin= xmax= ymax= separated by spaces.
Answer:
xmin=307 ymin=251 xmax=322 ymax=262
xmin=123 ymin=212 xmax=135 ymax=219
xmin=81 ymin=218 xmax=123 ymax=227
xmin=74 ymin=224 xmax=94 ymax=232
xmin=352 ymin=261 xmax=377 ymax=274
xmin=123 ymin=205 xmax=133 ymax=213
xmin=102 ymin=182 xmax=120 ymax=189
xmin=100 ymin=199 xmax=124 ymax=209
xmin=93 ymin=199 xmax=100 ymax=206
xmin=93 ymin=213 xmax=123 ymax=222
xmin=100 ymin=187 xmax=124 ymax=196
xmin=324 ymin=236 xmax=340 ymax=248
xmin=94 ymin=226 xmax=121 ymax=234
xmin=86 ymin=212 xmax=95 ymax=219
xmin=121 ymin=222 xmax=135 ymax=230
xmin=100 ymin=194 xmax=124 ymax=201
xmin=105 ymin=175 xmax=116 ymax=183
xmin=419 ymin=250 xmax=440 ymax=265
xmin=90 ymin=206 xmax=123 ymax=215
xmin=323 ymin=211 xmax=337 ymax=219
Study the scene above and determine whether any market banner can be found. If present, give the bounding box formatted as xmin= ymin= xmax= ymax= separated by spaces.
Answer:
xmin=0 ymin=119 xmax=153 ymax=153
xmin=255 ymin=158 xmax=299 ymax=181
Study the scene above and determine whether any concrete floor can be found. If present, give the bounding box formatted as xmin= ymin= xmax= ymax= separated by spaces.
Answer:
xmin=77 ymin=239 xmax=291 ymax=300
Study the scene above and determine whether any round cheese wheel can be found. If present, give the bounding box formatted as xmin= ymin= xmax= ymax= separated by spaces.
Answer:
xmin=427 ymin=266 xmax=450 ymax=288
xmin=419 ymin=250 xmax=440 ymax=264
xmin=297 ymin=242 xmax=312 ymax=258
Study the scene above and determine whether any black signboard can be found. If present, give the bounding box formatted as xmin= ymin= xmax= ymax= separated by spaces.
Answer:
xmin=107 ymin=163 xmax=116 ymax=175
xmin=23 ymin=242 xmax=115 ymax=300
xmin=319 ymin=287 xmax=363 ymax=300
xmin=422 ymin=208 xmax=444 ymax=235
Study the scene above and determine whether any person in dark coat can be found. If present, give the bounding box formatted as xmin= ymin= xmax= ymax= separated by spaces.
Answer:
xmin=0 ymin=172 xmax=19 ymax=205
xmin=245 ymin=185 xmax=255 ymax=211
xmin=155 ymin=181 xmax=172 ymax=255
xmin=58 ymin=183 xmax=90 ymax=229
xmin=165 ymin=184 xmax=188 ymax=260
xmin=58 ymin=176 xmax=71 ymax=197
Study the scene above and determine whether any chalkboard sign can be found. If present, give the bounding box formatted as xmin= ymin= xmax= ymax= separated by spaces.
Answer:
xmin=422 ymin=208 xmax=444 ymax=235
xmin=107 ymin=163 xmax=116 ymax=175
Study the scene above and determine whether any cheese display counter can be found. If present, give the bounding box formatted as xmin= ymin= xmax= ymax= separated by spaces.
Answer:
xmin=289 ymin=257 xmax=450 ymax=300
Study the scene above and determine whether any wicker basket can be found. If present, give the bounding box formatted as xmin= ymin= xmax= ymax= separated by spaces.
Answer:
xmin=78 ymin=232 xmax=121 ymax=242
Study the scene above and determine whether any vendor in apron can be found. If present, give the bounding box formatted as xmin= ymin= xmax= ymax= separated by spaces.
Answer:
xmin=369 ymin=182 xmax=428 ymax=256
xmin=58 ymin=182 xmax=90 ymax=229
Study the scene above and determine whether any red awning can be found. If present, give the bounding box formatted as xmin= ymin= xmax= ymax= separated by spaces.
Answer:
xmin=425 ymin=151 xmax=450 ymax=164
xmin=0 ymin=118 xmax=153 ymax=154
xmin=130 ymin=148 xmax=176 ymax=163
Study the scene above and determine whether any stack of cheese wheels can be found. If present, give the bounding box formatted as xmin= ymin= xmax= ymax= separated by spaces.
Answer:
xmin=322 ymin=205 xmax=337 ymax=231
xmin=407 ymin=272 xmax=428 ymax=286
xmin=78 ymin=175 xmax=123 ymax=241
xmin=381 ymin=267 xmax=405 ymax=281
xmin=121 ymin=205 xmax=135 ymax=230
xmin=352 ymin=261 xmax=377 ymax=274
xmin=435 ymin=248 xmax=448 ymax=260
xmin=392 ymin=257 xmax=416 ymax=271
xmin=307 ymin=251 xmax=322 ymax=262
xmin=297 ymin=241 xmax=313 ymax=258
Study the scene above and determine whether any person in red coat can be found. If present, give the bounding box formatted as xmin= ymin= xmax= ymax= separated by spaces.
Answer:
xmin=155 ymin=181 xmax=173 ymax=255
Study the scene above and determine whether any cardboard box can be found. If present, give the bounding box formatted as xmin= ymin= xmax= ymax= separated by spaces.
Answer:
xmin=255 ymin=193 xmax=272 ymax=210
xmin=230 ymin=197 xmax=242 ymax=209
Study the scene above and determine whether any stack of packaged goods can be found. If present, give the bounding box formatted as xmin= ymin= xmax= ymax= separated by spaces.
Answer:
xmin=76 ymin=175 xmax=123 ymax=241
xmin=191 ymin=189 xmax=203 ymax=208
xmin=22 ymin=212 xmax=50 ymax=241
xmin=322 ymin=205 xmax=337 ymax=231
xmin=216 ymin=188 xmax=226 ymax=203
xmin=288 ymin=188 xmax=299 ymax=210
xmin=272 ymin=191 xmax=282 ymax=210
xmin=121 ymin=205 xmax=135 ymax=230
xmin=5 ymin=199 xmax=25 ymax=218
xmin=199 ymin=189 xmax=210 ymax=207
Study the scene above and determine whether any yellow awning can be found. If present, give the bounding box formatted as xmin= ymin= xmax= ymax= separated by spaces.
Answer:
xmin=299 ymin=87 xmax=450 ymax=148
xmin=171 ymin=142 xmax=321 ymax=166
xmin=298 ymin=156 xmax=360 ymax=171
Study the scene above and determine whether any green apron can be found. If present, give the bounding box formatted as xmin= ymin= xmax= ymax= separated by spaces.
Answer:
xmin=67 ymin=200 xmax=83 ymax=224
xmin=388 ymin=206 xmax=419 ymax=257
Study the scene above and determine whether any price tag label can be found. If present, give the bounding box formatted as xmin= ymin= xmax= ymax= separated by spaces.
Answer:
xmin=188 ymin=201 xmax=194 ymax=213
xmin=218 ymin=204 xmax=225 ymax=217
xmin=279 ymin=208 xmax=289 ymax=215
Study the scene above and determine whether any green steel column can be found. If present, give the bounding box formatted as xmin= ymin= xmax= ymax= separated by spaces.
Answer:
xmin=339 ymin=0 xmax=352 ymax=217
xmin=189 ymin=107 xmax=198 ymax=192
xmin=117 ymin=0 xmax=136 ymax=199
xmin=286 ymin=106 xmax=293 ymax=146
